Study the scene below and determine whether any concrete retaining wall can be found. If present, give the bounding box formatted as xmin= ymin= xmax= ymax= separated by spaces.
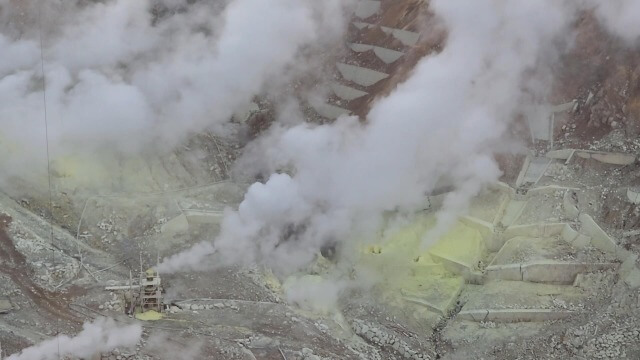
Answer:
xmin=355 ymin=0 xmax=380 ymax=19
xmin=459 ymin=216 xmax=498 ymax=251
xmin=380 ymin=26 xmax=420 ymax=46
xmin=458 ymin=309 xmax=574 ymax=322
xmin=548 ymin=149 xmax=636 ymax=165
xmin=429 ymin=253 xmax=483 ymax=284
xmin=485 ymin=264 xmax=521 ymax=282
xmin=628 ymin=188 xmax=640 ymax=204
xmin=527 ymin=185 xmax=579 ymax=197
xmin=576 ymin=151 xmax=636 ymax=165
xmin=336 ymin=63 xmax=389 ymax=87
xmin=489 ymin=182 xmax=516 ymax=197
xmin=373 ymin=46 xmax=405 ymax=64
xmin=515 ymin=155 xmax=532 ymax=188
xmin=620 ymin=254 xmax=640 ymax=289
xmin=522 ymin=262 xmax=617 ymax=284
xmin=502 ymin=223 xmax=567 ymax=239
xmin=546 ymin=149 xmax=575 ymax=160
xmin=161 ymin=214 xmax=189 ymax=234
xmin=184 ymin=209 xmax=225 ymax=225
xmin=560 ymin=224 xmax=590 ymax=248
xmin=560 ymin=224 xmax=579 ymax=243
xmin=552 ymin=101 xmax=577 ymax=113
xmin=485 ymin=261 xmax=617 ymax=285
xmin=578 ymin=213 xmax=617 ymax=254
xmin=348 ymin=43 xmax=404 ymax=64
xmin=330 ymin=83 xmax=368 ymax=101
xmin=562 ymin=190 xmax=579 ymax=219
xmin=351 ymin=22 xmax=421 ymax=46
xmin=311 ymin=102 xmax=351 ymax=119
xmin=352 ymin=21 xmax=370 ymax=30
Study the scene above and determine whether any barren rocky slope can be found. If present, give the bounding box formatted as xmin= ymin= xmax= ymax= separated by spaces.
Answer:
xmin=3 ymin=1 xmax=640 ymax=360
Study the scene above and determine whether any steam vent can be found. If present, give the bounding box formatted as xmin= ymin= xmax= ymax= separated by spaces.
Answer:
xmin=3 ymin=0 xmax=640 ymax=359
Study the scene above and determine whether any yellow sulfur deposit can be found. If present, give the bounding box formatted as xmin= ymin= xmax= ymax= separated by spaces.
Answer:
xmin=135 ymin=310 xmax=164 ymax=321
xmin=355 ymin=213 xmax=483 ymax=325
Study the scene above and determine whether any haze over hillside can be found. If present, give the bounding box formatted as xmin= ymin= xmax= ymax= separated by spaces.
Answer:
xmin=2 ymin=1 xmax=640 ymax=359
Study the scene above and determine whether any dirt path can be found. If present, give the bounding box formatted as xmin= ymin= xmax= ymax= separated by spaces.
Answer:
xmin=0 ymin=213 xmax=80 ymax=325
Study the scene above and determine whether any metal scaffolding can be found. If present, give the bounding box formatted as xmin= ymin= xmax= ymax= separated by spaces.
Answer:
xmin=140 ymin=269 xmax=163 ymax=313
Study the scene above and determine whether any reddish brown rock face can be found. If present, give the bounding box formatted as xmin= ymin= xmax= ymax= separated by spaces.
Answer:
xmin=0 ymin=213 xmax=80 ymax=325
xmin=549 ymin=11 xmax=640 ymax=144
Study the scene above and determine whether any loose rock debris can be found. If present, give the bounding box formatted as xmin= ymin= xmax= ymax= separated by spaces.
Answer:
xmin=4 ymin=1 xmax=640 ymax=360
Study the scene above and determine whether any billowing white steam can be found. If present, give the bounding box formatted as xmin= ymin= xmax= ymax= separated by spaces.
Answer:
xmin=284 ymin=274 xmax=349 ymax=314
xmin=159 ymin=0 xmax=583 ymax=274
xmin=144 ymin=332 xmax=203 ymax=360
xmin=589 ymin=0 xmax=640 ymax=44
xmin=0 ymin=0 xmax=349 ymax=181
xmin=6 ymin=317 xmax=142 ymax=360
xmin=2 ymin=0 xmax=637 ymax=277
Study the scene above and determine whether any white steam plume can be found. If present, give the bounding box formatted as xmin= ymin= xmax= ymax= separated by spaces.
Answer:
xmin=6 ymin=317 xmax=142 ymax=360
xmin=159 ymin=0 xmax=584 ymax=274
xmin=589 ymin=0 xmax=640 ymax=45
xmin=144 ymin=332 xmax=203 ymax=360
xmin=284 ymin=275 xmax=350 ymax=314
xmin=0 ymin=0 xmax=350 ymax=182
